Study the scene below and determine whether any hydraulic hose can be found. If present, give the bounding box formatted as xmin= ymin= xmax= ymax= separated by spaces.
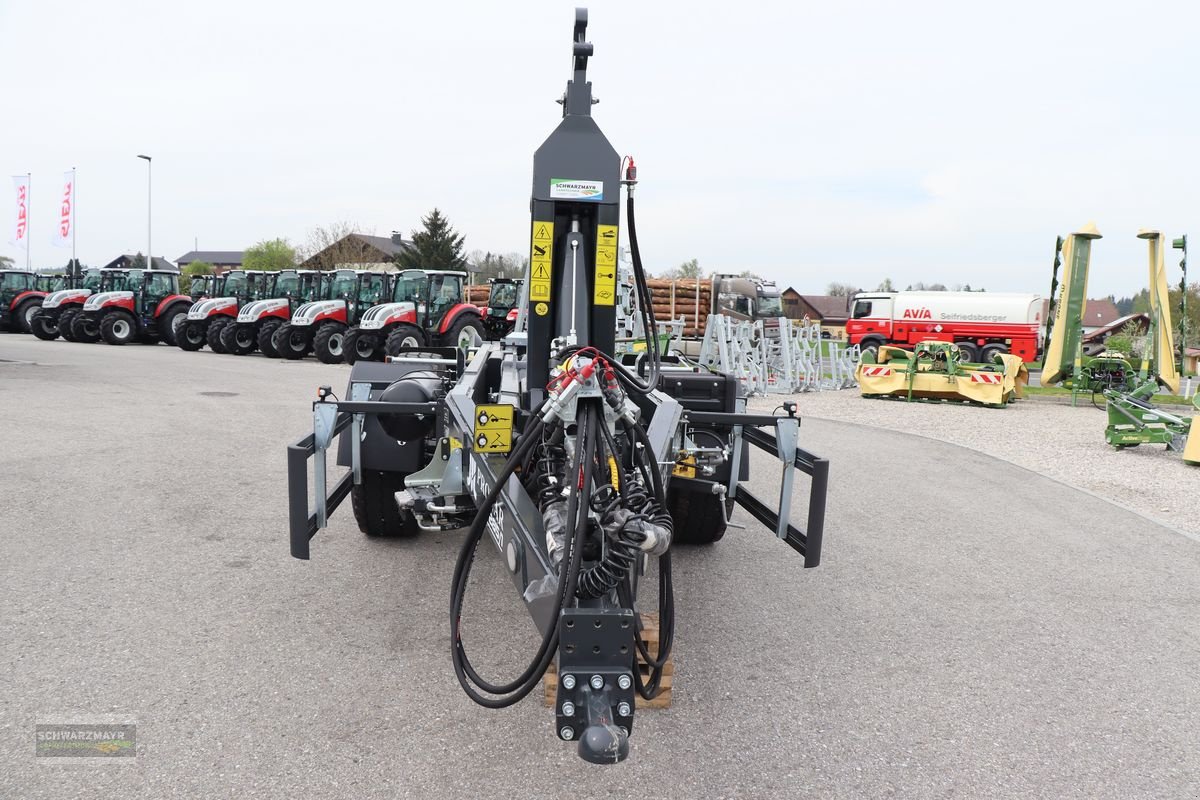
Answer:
xmin=622 ymin=182 xmax=663 ymax=393
xmin=450 ymin=403 xmax=598 ymax=708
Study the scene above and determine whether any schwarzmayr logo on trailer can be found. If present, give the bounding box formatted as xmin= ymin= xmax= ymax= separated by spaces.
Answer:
xmin=549 ymin=178 xmax=604 ymax=201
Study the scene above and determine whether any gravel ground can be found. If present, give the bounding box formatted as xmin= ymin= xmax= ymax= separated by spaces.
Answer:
xmin=756 ymin=390 xmax=1200 ymax=539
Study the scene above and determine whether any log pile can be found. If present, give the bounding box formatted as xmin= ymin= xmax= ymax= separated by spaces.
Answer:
xmin=646 ymin=278 xmax=712 ymax=337
xmin=466 ymin=284 xmax=490 ymax=307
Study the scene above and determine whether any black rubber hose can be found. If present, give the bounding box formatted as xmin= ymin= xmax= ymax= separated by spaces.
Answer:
xmin=623 ymin=186 xmax=662 ymax=393
xmin=450 ymin=404 xmax=597 ymax=708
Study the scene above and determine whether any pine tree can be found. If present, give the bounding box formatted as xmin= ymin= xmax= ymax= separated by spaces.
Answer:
xmin=397 ymin=208 xmax=466 ymax=270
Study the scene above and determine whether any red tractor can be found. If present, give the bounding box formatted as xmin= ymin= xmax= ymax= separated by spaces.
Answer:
xmin=30 ymin=268 xmax=121 ymax=340
xmin=272 ymin=270 xmax=392 ymax=363
xmin=176 ymin=270 xmax=270 ymax=352
xmin=343 ymin=269 xmax=485 ymax=363
xmin=219 ymin=270 xmax=322 ymax=356
xmin=73 ymin=269 xmax=193 ymax=346
xmin=0 ymin=270 xmax=51 ymax=333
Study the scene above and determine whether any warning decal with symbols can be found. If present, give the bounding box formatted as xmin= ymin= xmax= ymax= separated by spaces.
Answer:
xmin=472 ymin=403 xmax=515 ymax=453
xmin=529 ymin=221 xmax=554 ymax=315
xmin=594 ymin=224 xmax=618 ymax=305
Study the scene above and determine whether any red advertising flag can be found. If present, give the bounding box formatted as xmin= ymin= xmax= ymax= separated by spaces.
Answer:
xmin=10 ymin=175 xmax=29 ymax=252
xmin=54 ymin=171 xmax=74 ymax=248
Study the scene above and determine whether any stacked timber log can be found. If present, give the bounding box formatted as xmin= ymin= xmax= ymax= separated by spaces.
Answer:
xmin=466 ymin=284 xmax=489 ymax=307
xmin=646 ymin=278 xmax=712 ymax=337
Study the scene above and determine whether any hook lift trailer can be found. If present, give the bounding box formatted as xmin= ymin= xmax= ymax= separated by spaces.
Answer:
xmin=286 ymin=9 xmax=829 ymax=764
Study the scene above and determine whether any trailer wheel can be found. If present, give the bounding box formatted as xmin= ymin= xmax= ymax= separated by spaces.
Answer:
xmin=981 ymin=343 xmax=1008 ymax=363
xmin=30 ymin=312 xmax=59 ymax=340
xmin=313 ymin=322 xmax=347 ymax=364
xmin=100 ymin=312 xmax=138 ymax=345
xmin=221 ymin=322 xmax=257 ymax=355
xmin=343 ymin=328 xmax=380 ymax=364
xmin=207 ymin=317 xmax=232 ymax=353
xmin=384 ymin=324 xmax=425 ymax=356
xmin=352 ymin=470 xmax=419 ymax=537
xmin=667 ymin=486 xmax=727 ymax=545
xmin=257 ymin=320 xmax=282 ymax=358
xmin=956 ymin=342 xmax=980 ymax=363
xmin=177 ymin=320 xmax=207 ymax=351
xmin=59 ymin=308 xmax=80 ymax=342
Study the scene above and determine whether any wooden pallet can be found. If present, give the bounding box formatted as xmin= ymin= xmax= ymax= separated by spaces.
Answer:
xmin=544 ymin=612 xmax=674 ymax=709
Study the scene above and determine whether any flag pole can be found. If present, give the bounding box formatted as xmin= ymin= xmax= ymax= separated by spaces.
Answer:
xmin=71 ymin=167 xmax=77 ymax=273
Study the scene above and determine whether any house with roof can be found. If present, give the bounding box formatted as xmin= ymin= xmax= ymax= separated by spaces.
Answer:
xmin=782 ymin=288 xmax=851 ymax=339
xmin=300 ymin=233 xmax=415 ymax=271
xmin=176 ymin=250 xmax=245 ymax=274
xmin=103 ymin=254 xmax=177 ymax=272
xmin=1082 ymin=298 xmax=1121 ymax=335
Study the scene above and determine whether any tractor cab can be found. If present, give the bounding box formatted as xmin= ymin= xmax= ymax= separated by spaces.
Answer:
xmin=221 ymin=270 xmax=271 ymax=304
xmin=36 ymin=273 xmax=66 ymax=292
xmin=189 ymin=273 xmax=222 ymax=301
xmin=0 ymin=270 xmax=48 ymax=332
xmin=481 ymin=277 xmax=522 ymax=338
xmin=77 ymin=269 xmax=191 ymax=346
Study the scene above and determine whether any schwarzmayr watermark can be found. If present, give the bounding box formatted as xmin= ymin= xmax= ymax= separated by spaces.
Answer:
xmin=36 ymin=724 xmax=136 ymax=759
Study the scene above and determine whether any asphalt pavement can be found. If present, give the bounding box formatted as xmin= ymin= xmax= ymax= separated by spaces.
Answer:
xmin=2 ymin=334 xmax=1199 ymax=798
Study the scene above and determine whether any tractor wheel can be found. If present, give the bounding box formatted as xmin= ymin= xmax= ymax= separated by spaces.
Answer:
xmin=221 ymin=322 xmax=257 ymax=356
xmin=274 ymin=323 xmax=311 ymax=360
xmin=16 ymin=300 xmax=42 ymax=334
xmin=100 ymin=312 xmax=138 ymax=345
xmin=207 ymin=317 xmax=232 ymax=353
xmin=384 ymin=324 xmax=426 ymax=357
xmin=351 ymin=470 xmax=419 ymax=538
xmin=343 ymin=328 xmax=381 ymax=364
xmin=177 ymin=321 xmax=207 ymax=351
xmin=981 ymin=343 xmax=1008 ymax=363
xmin=666 ymin=486 xmax=727 ymax=545
xmin=58 ymin=308 xmax=80 ymax=342
xmin=30 ymin=312 xmax=59 ymax=341
xmin=257 ymin=320 xmax=282 ymax=358
xmin=313 ymin=322 xmax=348 ymax=364
xmin=158 ymin=306 xmax=189 ymax=347
xmin=441 ymin=315 xmax=486 ymax=351
xmin=71 ymin=313 xmax=101 ymax=343
xmin=956 ymin=342 xmax=980 ymax=363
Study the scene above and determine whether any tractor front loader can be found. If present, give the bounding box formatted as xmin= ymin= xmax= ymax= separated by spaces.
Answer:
xmin=345 ymin=269 xmax=485 ymax=364
xmin=285 ymin=10 xmax=829 ymax=764
xmin=220 ymin=269 xmax=321 ymax=356
xmin=76 ymin=269 xmax=193 ymax=346
xmin=177 ymin=270 xmax=270 ymax=352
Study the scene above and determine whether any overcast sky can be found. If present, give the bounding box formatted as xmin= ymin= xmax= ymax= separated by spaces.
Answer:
xmin=2 ymin=0 xmax=1196 ymax=297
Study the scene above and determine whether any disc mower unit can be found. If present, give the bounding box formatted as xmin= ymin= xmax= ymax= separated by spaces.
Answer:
xmin=177 ymin=270 xmax=270 ymax=352
xmin=857 ymin=341 xmax=1028 ymax=407
xmin=345 ymin=268 xmax=486 ymax=364
xmin=75 ymin=269 xmax=192 ymax=346
xmin=285 ymin=10 xmax=829 ymax=764
xmin=1104 ymin=382 xmax=1200 ymax=465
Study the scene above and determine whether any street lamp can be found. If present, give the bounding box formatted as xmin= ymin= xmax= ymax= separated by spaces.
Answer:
xmin=137 ymin=154 xmax=152 ymax=267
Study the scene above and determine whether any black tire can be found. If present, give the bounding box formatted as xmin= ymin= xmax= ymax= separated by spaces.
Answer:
xmin=274 ymin=322 xmax=311 ymax=360
xmin=177 ymin=320 xmax=207 ymax=351
xmin=157 ymin=305 xmax=189 ymax=347
xmin=343 ymin=328 xmax=381 ymax=364
xmin=384 ymin=323 xmax=426 ymax=357
xmin=313 ymin=322 xmax=348 ymax=364
xmin=72 ymin=313 xmax=101 ymax=343
xmin=59 ymin=307 xmax=80 ymax=342
xmin=221 ymin=322 xmax=257 ymax=355
xmin=440 ymin=314 xmax=486 ymax=350
xmin=207 ymin=317 xmax=233 ymax=353
xmin=858 ymin=338 xmax=884 ymax=360
xmin=667 ymin=486 xmax=727 ymax=545
xmin=257 ymin=319 xmax=283 ymax=358
xmin=956 ymin=342 xmax=980 ymax=363
xmin=30 ymin=312 xmax=59 ymax=341
xmin=351 ymin=470 xmax=419 ymax=537
xmin=16 ymin=300 xmax=42 ymax=334
xmin=980 ymin=343 xmax=1008 ymax=363
xmin=100 ymin=312 xmax=138 ymax=345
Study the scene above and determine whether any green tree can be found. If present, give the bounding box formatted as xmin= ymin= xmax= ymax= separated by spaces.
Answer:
xmin=877 ymin=278 xmax=896 ymax=292
xmin=131 ymin=252 xmax=147 ymax=269
xmin=243 ymin=238 xmax=296 ymax=271
xmin=397 ymin=208 xmax=466 ymax=270
xmin=180 ymin=260 xmax=214 ymax=294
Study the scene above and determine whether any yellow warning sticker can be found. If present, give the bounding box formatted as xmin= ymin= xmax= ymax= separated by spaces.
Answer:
xmin=472 ymin=404 xmax=514 ymax=453
xmin=594 ymin=224 xmax=618 ymax=305
xmin=530 ymin=220 xmax=554 ymax=314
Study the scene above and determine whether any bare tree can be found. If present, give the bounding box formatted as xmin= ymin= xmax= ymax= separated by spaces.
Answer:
xmin=297 ymin=221 xmax=374 ymax=270
xmin=827 ymin=282 xmax=861 ymax=297
xmin=466 ymin=250 xmax=528 ymax=283
xmin=877 ymin=277 xmax=896 ymax=292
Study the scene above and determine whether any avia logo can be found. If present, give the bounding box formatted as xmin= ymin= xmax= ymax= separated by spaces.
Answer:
xmin=15 ymin=185 xmax=27 ymax=240
xmin=902 ymin=308 xmax=933 ymax=319
xmin=60 ymin=182 xmax=72 ymax=237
